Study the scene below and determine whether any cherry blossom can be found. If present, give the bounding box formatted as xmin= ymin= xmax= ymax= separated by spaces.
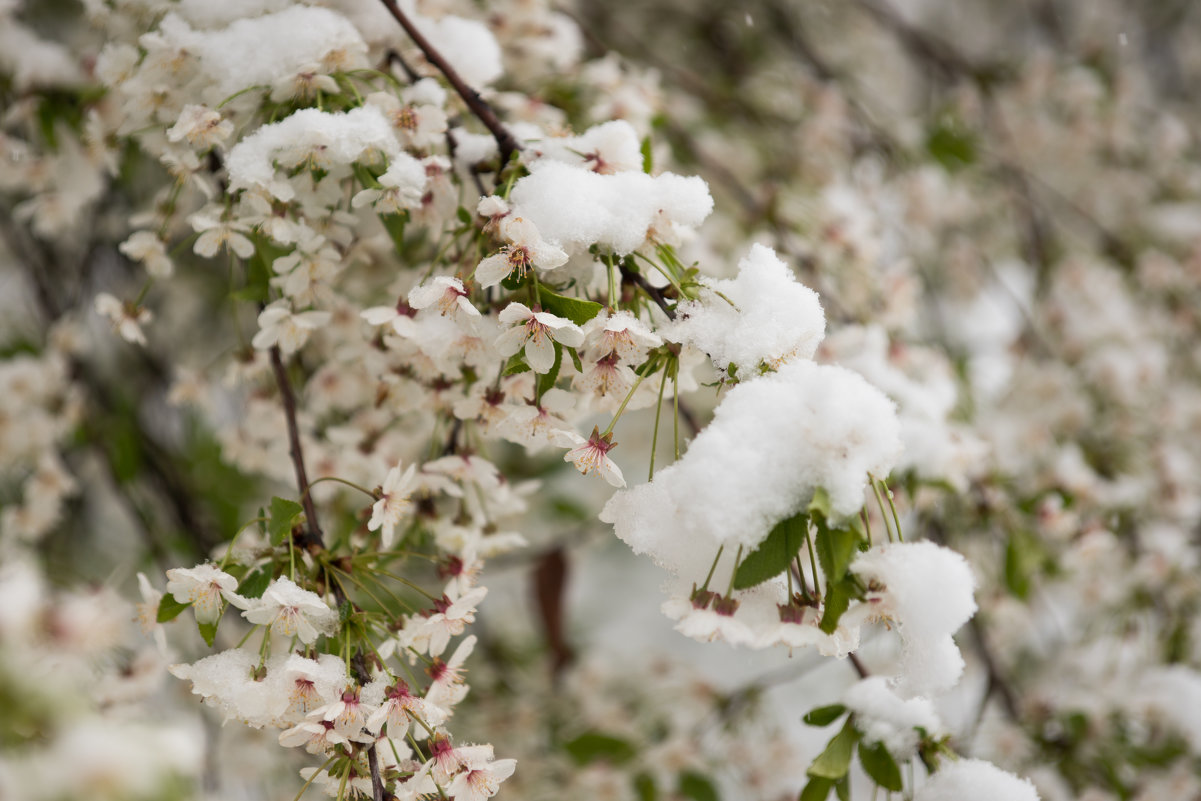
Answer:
xmin=552 ymin=426 xmax=626 ymax=487
xmin=251 ymin=301 xmax=331 ymax=355
xmin=474 ymin=217 xmax=567 ymax=288
xmin=94 ymin=293 xmax=152 ymax=346
xmin=239 ymin=577 xmax=338 ymax=644
xmin=368 ymin=460 xmax=418 ymax=549
xmin=164 ymin=564 xmax=242 ymax=624
xmin=494 ymin=302 xmax=584 ymax=373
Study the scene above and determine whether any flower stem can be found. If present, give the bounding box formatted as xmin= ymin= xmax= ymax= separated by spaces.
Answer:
xmin=648 ymin=364 xmax=669 ymax=481
xmin=304 ymin=475 xmax=379 ymax=501
xmin=601 ymin=370 xmax=646 ymax=437
xmin=726 ymin=545 xmax=744 ymax=596
xmin=870 ymin=478 xmax=896 ymax=543
xmin=700 ymin=545 xmax=725 ymax=592
xmin=805 ymin=521 xmax=821 ymax=597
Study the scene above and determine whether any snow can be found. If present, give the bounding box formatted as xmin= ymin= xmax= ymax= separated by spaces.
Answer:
xmin=1129 ymin=666 xmax=1201 ymax=751
xmin=172 ymin=0 xmax=293 ymax=28
xmin=669 ymin=244 xmax=826 ymax=376
xmin=601 ymin=359 xmax=901 ymax=578
xmin=154 ymin=7 xmax=367 ymax=99
xmin=532 ymin=120 xmax=645 ymax=174
xmin=0 ymin=19 xmax=82 ymax=90
xmin=843 ymin=676 xmax=942 ymax=758
xmin=851 ymin=542 xmax=977 ymax=695
xmin=227 ymin=106 xmax=399 ymax=199
xmin=508 ymin=160 xmax=713 ymax=255
xmin=415 ymin=13 xmax=504 ymax=88
xmin=914 ymin=759 xmax=1040 ymax=801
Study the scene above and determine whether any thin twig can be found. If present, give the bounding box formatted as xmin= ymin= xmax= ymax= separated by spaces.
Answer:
xmin=268 ymin=345 xmax=325 ymax=552
xmin=377 ymin=0 xmax=522 ymax=167
xmin=618 ymin=260 xmax=675 ymax=318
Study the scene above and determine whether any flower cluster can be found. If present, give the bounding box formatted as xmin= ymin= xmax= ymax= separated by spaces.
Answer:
xmin=4 ymin=1 xmax=1201 ymax=801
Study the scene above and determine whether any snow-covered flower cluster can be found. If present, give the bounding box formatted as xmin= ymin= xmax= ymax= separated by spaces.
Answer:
xmin=5 ymin=0 xmax=1201 ymax=800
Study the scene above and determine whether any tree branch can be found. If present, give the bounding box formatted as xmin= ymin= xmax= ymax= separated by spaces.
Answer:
xmin=619 ymin=260 xmax=675 ymax=319
xmin=268 ymin=345 xmax=325 ymax=552
xmin=377 ymin=0 xmax=522 ymax=168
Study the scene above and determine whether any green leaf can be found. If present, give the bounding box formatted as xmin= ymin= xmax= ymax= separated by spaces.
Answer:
xmin=732 ymin=511 xmax=807 ymax=590
xmin=232 ymin=241 xmax=271 ymax=303
xmin=564 ymin=732 xmax=637 ymax=765
xmin=807 ymin=487 xmax=833 ymax=520
xmin=858 ymin=741 xmax=903 ymax=792
xmin=678 ymin=772 xmax=719 ymax=801
xmin=379 ymin=212 xmax=407 ymax=255
xmin=835 ymin=776 xmax=850 ymax=801
xmin=814 ymin=519 xmax=858 ymax=584
xmin=502 ymin=353 xmax=531 ymax=376
xmin=537 ymin=341 xmax=563 ymax=397
xmin=803 ymin=704 xmax=848 ymax=727
xmin=198 ymin=619 xmax=218 ymax=647
xmin=267 ymin=497 xmax=304 ymax=546
xmin=799 ymin=777 xmax=833 ymax=801
xmin=156 ymin=594 xmax=191 ymax=623
xmin=641 ymin=135 xmax=654 ymax=174
xmin=238 ymin=567 xmax=273 ymax=600
xmin=808 ymin=720 xmax=859 ymax=780
xmin=819 ymin=579 xmax=854 ymax=634
xmin=352 ymin=163 xmax=383 ymax=190
xmin=456 ymin=206 xmax=472 ymax=224
xmin=1004 ymin=529 xmax=1042 ymax=600
xmin=500 ymin=272 xmax=526 ymax=292
xmin=926 ymin=117 xmax=976 ymax=171
xmin=633 ymin=774 xmax=657 ymax=801
xmin=536 ymin=286 xmax=603 ymax=326
xmin=568 ymin=346 xmax=583 ymax=373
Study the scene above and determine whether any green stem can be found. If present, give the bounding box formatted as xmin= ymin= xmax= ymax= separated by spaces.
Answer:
xmin=236 ymin=623 xmax=261 ymax=649
xmin=304 ymin=475 xmax=379 ymax=501
xmin=356 ymin=562 xmax=440 ymax=604
xmin=700 ymin=545 xmax=725 ymax=592
xmin=881 ymin=479 xmax=905 ymax=543
xmin=217 ymin=516 xmax=269 ymax=570
xmin=795 ymin=555 xmax=810 ymax=600
xmin=217 ymin=84 xmax=269 ymax=109
xmin=726 ymin=545 xmax=744 ymax=596
xmin=606 ymin=252 xmax=618 ymax=308
xmin=601 ymin=370 xmax=647 ymax=437
xmin=291 ymin=755 xmax=337 ymax=801
xmin=648 ymin=363 xmax=669 ymax=481
xmin=672 ymin=364 xmax=681 ymax=460
xmin=805 ymin=521 xmax=821 ymax=597
xmin=871 ymin=480 xmax=896 ymax=543
xmin=337 ymin=753 xmax=350 ymax=801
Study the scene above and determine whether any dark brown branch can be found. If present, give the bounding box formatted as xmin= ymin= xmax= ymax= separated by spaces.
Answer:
xmin=367 ymin=743 xmax=388 ymax=801
xmin=384 ymin=48 xmax=420 ymax=84
xmin=533 ymin=547 xmax=574 ymax=677
xmin=377 ymin=0 xmax=522 ymax=167
xmin=619 ymin=260 xmax=675 ymax=319
xmin=349 ymin=651 xmax=389 ymax=801
xmin=268 ymin=345 xmax=325 ymax=551
xmin=848 ymin=652 xmax=870 ymax=679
